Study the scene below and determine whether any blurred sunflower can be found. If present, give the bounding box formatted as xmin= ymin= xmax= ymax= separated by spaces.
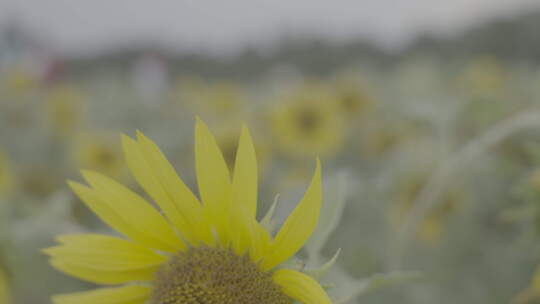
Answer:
xmin=20 ymin=165 xmax=60 ymax=199
xmin=1 ymin=66 xmax=37 ymax=97
xmin=176 ymin=78 xmax=247 ymax=122
xmin=44 ymin=119 xmax=331 ymax=304
xmin=46 ymin=85 xmax=85 ymax=138
xmin=71 ymin=132 xmax=125 ymax=180
xmin=359 ymin=119 xmax=419 ymax=158
xmin=332 ymin=75 xmax=374 ymax=119
xmin=0 ymin=150 xmax=15 ymax=199
xmin=361 ymin=126 xmax=401 ymax=157
xmin=391 ymin=173 xmax=464 ymax=243
xmin=458 ymin=56 xmax=507 ymax=99
xmin=0 ymin=265 xmax=10 ymax=304
xmin=271 ymin=85 xmax=345 ymax=158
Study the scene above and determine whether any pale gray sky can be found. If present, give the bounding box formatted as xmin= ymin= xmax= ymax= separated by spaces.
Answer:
xmin=1 ymin=0 xmax=539 ymax=56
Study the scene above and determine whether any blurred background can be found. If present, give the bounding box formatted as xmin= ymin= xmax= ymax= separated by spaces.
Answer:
xmin=3 ymin=0 xmax=540 ymax=303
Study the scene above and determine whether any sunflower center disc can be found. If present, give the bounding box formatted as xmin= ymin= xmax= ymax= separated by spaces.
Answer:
xmin=297 ymin=108 xmax=320 ymax=134
xmin=151 ymin=246 xmax=291 ymax=304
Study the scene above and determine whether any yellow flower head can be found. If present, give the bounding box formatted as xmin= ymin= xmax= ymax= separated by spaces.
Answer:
xmin=360 ymin=119 xmax=419 ymax=158
xmin=46 ymin=85 xmax=84 ymax=137
xmin=0 ymin=150 xmax=15 ymax=199
xmin=332 ymin=75 xmax=373 ymax=118
xmin=20 ymin=165 xmax=61 ymax=198
xmin=0 ymin=264 xmax=11 ymax=304
xmin=71 ymin=133 xmax=125 ymax=180
xmin=459 ymin=56 xmax=507 ymax=99
xmin=177 ymin=79 xmax=247 ymax=121
xmin=45 ymin=119 xmax=331 ymax=304
xmin=529 ymin=169 xmax=540 ymax=191
xmin=271 ymin=86 xmax=344 ymax=158
xmin=1 ymin=66 xmax=37 ymax=97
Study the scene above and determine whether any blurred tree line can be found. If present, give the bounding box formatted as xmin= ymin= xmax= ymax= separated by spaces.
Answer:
xmin=2 ymin=9 xmax=540 ymax=80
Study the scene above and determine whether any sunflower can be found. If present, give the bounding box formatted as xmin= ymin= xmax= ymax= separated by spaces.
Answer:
xmin=44 ymin=118 xmax=331 ymax=304
xmin=176 ymin=79 xmax=247 ymax=123
xmin=20 ymin=165 xmax=61 ymax=199
xmin=529 ymin=169 xmax=540 ymax=191
xmin=46 ymin=85 xmax=84 ymax=138
xmin=270 ymin=85 xmax=344 ymax=158
xmin=332 ymin=74 xmax=373 ymax=119
xmin=391 ymin=173 xmax=463 ymax=243
xmin=1 ymin=65 xmax=37 ymax=98
xmin=71 ymin=132 xmax=125 ymax=180
xmin=0 ymin=150 xmax=15 ymax=199
xmin=458 ymin=56 xmax=507 ymax=99
xmin=0 ymin=265 xmax=10 ymax=304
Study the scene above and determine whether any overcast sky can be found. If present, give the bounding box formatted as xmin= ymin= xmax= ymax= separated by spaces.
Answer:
xmin=1 ymin=0 xmax=539 ymax=56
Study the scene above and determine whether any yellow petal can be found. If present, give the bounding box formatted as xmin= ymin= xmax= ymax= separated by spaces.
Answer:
xmin=247 ymin=219 xmax=272 ymax=263
xmin=232 ymin=125 xmax=258 ymax=219
xmin=43 ymin=234 xmax=166 ymax=272
xmin=82 ymin=171 xmax=183 ymax=252
xmin=195 ymin=118 xmax=231 ymax=208
xmin=194 ymin=118 xmax=232 ymax=244
xmin=226 ymin=207 xmax=251 ymax=256
xmin=261 ymin=160 xmax=322 ymax=270
xmin=49 ymin=259 xmax=157 ymax=284
xmin=68 ymin=182 xmax=145 ymax=249
xmin=52 ymin=285 xmax=150 ymax=304
xmin=70 ymin=172 xmax=183 ymax=252
xmin=272 ymin=269 xmax=331 ymax=304
xmin=122 ymin=133 xmax=212 ymax=245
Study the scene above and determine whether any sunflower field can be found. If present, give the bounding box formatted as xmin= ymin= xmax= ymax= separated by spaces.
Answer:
xmin=3 ymin=16 xmax=540 ymax=304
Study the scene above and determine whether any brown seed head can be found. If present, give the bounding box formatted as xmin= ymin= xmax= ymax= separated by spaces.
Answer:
xmin=151 ymin=245 xmax=291 ymax=304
